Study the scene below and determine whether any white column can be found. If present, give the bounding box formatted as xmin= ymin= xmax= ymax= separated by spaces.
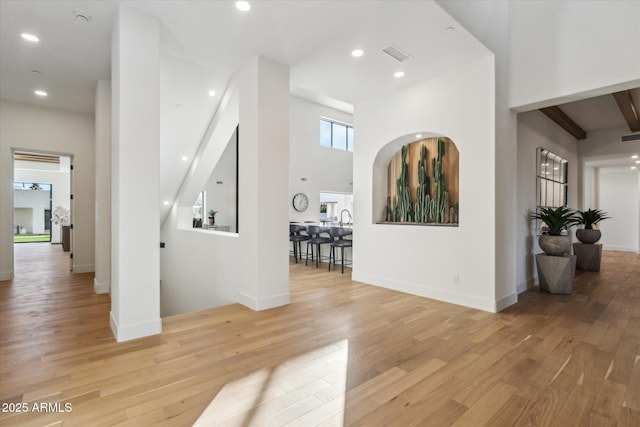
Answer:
xmin=0 ymin=143 xmax=14 ymax=280
xmin=95 ymin=80 xmax=111 ymax=294
xmin=237 ymin=57 xmax=290 ymax=310
xmin=110 ymin=6 xmax=161 ymax=341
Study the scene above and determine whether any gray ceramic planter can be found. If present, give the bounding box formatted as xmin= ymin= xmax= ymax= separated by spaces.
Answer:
xmin=576 ymin=229 xmax=601 ymax=244
xmin=538 ymin=234 xmax=571 ymax=256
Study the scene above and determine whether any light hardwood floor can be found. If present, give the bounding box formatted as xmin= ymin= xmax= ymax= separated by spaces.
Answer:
xmin=1 ymin=243 xmax=639 ymax=426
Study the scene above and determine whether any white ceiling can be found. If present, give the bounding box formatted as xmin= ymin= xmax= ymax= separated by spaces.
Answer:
xmin=1 ymin=0 xmax=491 ymax=220
xmin=1 ymin=1 xmax=636 ymax=218
xmin=558 ymin=88 xmax=640 ymax=133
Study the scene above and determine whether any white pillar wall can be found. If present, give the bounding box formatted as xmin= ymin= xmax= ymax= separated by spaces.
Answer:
xmin=110 ymin=7 xmax=161 ymax=341
xmin=95 ymin=80 xmax=111 ymax=294
xmin=237 ymin=56 xmax=290 ymax=310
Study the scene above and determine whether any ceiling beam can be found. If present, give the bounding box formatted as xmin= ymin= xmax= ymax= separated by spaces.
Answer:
xmin=612 ymin=90 xmax=640 ymax=132
xmin=539 ymin=106 xmax=587 ymax=140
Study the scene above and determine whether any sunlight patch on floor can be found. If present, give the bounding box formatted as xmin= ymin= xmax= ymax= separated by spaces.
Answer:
xmin=194 ymin=339 xmax=349 ymax=427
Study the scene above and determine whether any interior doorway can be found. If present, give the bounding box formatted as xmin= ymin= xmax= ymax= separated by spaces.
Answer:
xmin=13 ymin=181 xmax=52 ymax=243
xmin=13 ymin=151 xmax=73 ymax=274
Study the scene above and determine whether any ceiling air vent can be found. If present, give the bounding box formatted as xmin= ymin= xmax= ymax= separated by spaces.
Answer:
xmin=621 ymin=133 xmax=640 ymax=143
xmin=382 ymin=45 xmax=411 ymax=63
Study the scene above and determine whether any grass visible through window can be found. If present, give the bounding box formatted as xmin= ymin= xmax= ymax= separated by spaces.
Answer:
xmin=14 ymin=234 xmax=51 ymax=243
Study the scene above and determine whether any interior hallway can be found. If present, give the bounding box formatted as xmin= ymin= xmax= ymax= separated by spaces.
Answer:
xmin=0 ymin=243 xmax=639 ymax=426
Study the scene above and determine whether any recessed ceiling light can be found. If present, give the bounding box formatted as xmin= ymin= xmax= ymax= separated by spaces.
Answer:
xmin=632 ymin=155 xmax=639 ymax=159
xmin=34 ymin=90 xmax=47 ymax=97
xmin=208 ymin=90 xmax=216 ymax=97
xmin=351 ymin=49 xmax=364 ymax=57
xmin=181 ymin=156 xmax=188 ymax=161
xmin=163 ymin=201 xmax=170 ymax=205
xmin=554 ymin=167 xmax=559 ymax=170
xmin=21 ymin=33 xmax=39 ymax=43
xmin=416 ymin=134 xmax=422 ymax=138
xmin=394 ymin=71 xmax=405 ymax=78
xmin=636 ymin=160 xmax=640 ymax=164
xmin=236 ymin=1 xmax=251 ymax=11
xmin=632 ymin=166 xmax=637 ymax=170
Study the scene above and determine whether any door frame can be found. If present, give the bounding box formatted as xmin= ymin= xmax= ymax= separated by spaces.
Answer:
xmin=11 ymin=149 xmax=75 ymax=272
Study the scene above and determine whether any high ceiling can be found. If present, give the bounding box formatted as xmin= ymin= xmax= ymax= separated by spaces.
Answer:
xmin=1 ymin=1 xmax=637 ymax=217
xmin=0 ymin=0 xmax=492 ymax=219
xmin=0 ymin=0 xmax=490 ymax=114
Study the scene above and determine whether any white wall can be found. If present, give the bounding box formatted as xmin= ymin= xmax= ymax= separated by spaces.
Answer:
xmin=578 ymin=127 xmax=640 ymax=209
xmin=516 ymin=110 xmax=579 ymax=292
xmin=289 ymin=97 xmax=353 ymax=222
xmin=578 ymin=129 xmax=640 ymax=253
xmin=94 ymin=80 xmax=112 ymax=294
xmin=110 ymin=6 xmax=161 ymax=342
xmin=161 ymin=56 xmax=290 ymax=317
xmin=441 ymin=0 xmax=640 ymax=305
xmin=508 ymin=0 xmax=640 ymax=110
xmin=597 ymin=168 xmax=639 ymax=252
xmin=14 ymin=166 xmax=70 ymax=242
xmin=13 ymin=189 xmax=50 ymax=234
xmin=353 ymin=54 xmax=499 ymax=312
xmin=0 ymin=100 xmax=95 ymax=280
xmin=13 ymin=208 xmax=33 ymax=233
xmin=437 ymin=0 xmax=517 ymax=311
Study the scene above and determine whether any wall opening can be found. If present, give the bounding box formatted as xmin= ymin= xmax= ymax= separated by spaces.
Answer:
xmin=375 ymin=135 xmax=459 ymax=226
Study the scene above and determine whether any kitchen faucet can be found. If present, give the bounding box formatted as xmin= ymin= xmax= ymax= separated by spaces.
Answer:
xmin=340 ymin=209 xmax=353 ymax=227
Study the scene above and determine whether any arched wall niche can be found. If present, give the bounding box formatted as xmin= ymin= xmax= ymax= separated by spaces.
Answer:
xmin=373 ymin=132 xmax=460 ymax=226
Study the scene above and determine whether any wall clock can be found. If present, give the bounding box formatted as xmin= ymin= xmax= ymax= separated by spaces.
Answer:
xmin=292 ymin=193 xmax=309 ymax=212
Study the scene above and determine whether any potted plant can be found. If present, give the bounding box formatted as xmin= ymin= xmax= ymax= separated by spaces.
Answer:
xmin=574 ymin=208 xmax=610 ymax=244
xmin=530 ymin=206 xmax=578 ymax=256
xmin=207 ymin=209 xmax=218 ymax=226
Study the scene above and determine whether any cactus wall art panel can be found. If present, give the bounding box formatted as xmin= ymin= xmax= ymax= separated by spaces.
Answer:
xmin=383 ymin=137 xmax=459 ymax=225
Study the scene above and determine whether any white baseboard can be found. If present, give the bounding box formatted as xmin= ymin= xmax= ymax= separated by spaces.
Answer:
xmin=517 ymin=276 xmax=538 ymax=294
xmin=495 ymin=293 xmax=518 ymax=312
xmin=603 ymin=245 xmax=638 ymax=253
xmin=0 ymin=271 xmax=14 ymax=281
xmin=238 ymin=292 xmax=290 ymax=311
xmin=73 ymin=264 xmax=95 ymax=274
xmin=94 ymin=277 xmax=110 ymax=294
xmin=351 ymin=271 xmax=501 ymax=313
xmin=110 ymin=312 xmax=162 ymax=342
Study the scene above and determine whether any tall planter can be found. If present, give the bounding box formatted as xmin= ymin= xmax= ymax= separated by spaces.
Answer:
xmin=62 ymin=225 xmax=71 ymax=252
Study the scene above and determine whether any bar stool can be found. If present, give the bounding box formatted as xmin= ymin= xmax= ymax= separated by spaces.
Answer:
xmin=289 ymin=224 xmax=309 ymax=263
xmin=328 ymin=227 xmax=353 ymax=273
xmin=306 ymin=226 xmax=332 ymax=267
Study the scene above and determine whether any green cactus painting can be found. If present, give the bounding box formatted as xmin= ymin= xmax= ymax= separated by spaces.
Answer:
xmin=414 ymin=144 xmax=430 ymax=222
xmin=383 ymin=137 xmax=458 ymax=225
xmin=395 ymin=145 xmax=413 ymax=222
xmin=431 ymin=138 xmax=447 ymax=223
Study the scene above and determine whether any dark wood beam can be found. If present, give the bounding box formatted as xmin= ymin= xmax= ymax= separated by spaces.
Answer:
xmin=539 ymin=106 xmax=587 ymax=140
xmin=612 ymin=90 xmax=640 ymax=132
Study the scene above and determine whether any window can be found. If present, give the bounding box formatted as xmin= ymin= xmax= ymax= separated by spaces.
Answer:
xmin=535 ymin=148 xmax=568 ymax=233
xmin=536 ymin=148 xmax=568 ymax=209
xmin=320 ymin=119 xmax=354 ymax=152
